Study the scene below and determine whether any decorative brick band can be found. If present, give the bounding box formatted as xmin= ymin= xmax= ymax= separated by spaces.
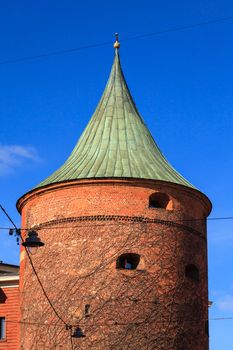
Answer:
xmin=32 ymin=215 xmax=205 ymax=240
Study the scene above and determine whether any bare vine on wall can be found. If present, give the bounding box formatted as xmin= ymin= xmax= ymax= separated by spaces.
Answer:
xmin=20 ymin=216 xmax=208 ymax=350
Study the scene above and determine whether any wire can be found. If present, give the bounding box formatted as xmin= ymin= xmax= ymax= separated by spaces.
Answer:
xmin=211 ymin=317 xmax=233 ymax=321
xmin=4 ymin=319 xmax=60 ymax=327
xmin=0 ymin=41 xmax=111 ymax=65
xmin=0 ymin=214 xmax=233 ymax=233
xmin=208 ymin=216 xmax=233 ymax=221
xmin=122 ymin=15 xmax=233 ymax=42
xmin=24 ymin=244 xmax=69 ymax=327
xmin=3 ymin=315 xmax=233 ymax=328
xmin=0 ymin=205 xmax=17 ymax=229
xmin=0 ymin=15 xmax=233 ymax=65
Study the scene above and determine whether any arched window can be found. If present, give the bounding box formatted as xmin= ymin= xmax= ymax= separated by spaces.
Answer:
xmin=185 ymin=264 xmax=199 ymax=282
xmin=149 ymin=193 xmax=170 ymax=209
xmin=116 ymin=253 xmax=140 ymax=270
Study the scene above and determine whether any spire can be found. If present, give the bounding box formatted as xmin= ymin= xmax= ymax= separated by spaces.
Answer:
xmin=36 ymin=38 xmax=193 ymax=189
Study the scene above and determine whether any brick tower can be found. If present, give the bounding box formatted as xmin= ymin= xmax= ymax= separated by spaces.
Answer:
xmin=17 ymin=37 xmax=211 ymax=350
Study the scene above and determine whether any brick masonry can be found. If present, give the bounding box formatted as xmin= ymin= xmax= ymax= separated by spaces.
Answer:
xmin=17 ymin=178 xmax=211 ymax=350
xmin=0 ymin=286 xmax=19 ymax=350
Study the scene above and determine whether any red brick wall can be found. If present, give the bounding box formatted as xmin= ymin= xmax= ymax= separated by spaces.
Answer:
xmin=0 ymin=286 xmax=19 ymax=350
xmin=18 ymin=179 xmax=211 ymax=350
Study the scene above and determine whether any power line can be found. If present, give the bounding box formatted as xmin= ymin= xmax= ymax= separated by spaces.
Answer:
xmin=211 ymin=317 xmax=233 ymax=321
xmin=0 ymin=15 xmax=233 ymax=66
xmin=121 ymin=15 xmax=233 ymax=42
xmin=0 ymin=40 xmax=111 ymax=66
xmin=208 ymin=216 xmax=233 ymax=221
xmin=3 ymin=315 xmax=233 ymax=328
xmin=0 ymin=205 xmax=17 ymax=229
xmin=0 ymin=215 xmax=233 ymax=233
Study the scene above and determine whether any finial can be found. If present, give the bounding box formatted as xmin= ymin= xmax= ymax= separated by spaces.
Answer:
xmin=114 ymin=33 xmax=120 ymax=49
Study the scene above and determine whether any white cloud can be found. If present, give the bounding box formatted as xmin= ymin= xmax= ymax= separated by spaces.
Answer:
xmin=216 ymin=294 xmax=233 ymax=312
xmin=0 ymin=145 xmax=39 ymax=175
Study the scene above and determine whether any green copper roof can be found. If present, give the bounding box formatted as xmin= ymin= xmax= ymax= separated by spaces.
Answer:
xmin=37 ymin=49 xmax=193 ymax=189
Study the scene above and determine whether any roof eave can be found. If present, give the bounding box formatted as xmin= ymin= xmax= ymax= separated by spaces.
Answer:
xmin=17 ymin=177 xmax=212 ymax=216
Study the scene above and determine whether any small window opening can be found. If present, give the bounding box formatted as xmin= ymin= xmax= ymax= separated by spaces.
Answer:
xmin=185 ymin=264 xmax=199 ymax=282
xmin=0 ymin=289 xmax=7 ymax=304
xmin=84 ymin=304 xmax=91 ymax=317
xmin=116 ymin=253 xmax=140 ymax=270
xmin=0 ymin=317 xmax=5 ymax=340
xmin=149 ymin=193 xmax=170 ymax=209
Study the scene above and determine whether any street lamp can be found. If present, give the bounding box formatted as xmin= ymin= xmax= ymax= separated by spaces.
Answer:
xmin=71 ymin=327 xmax=86 ymax=338
xmin=22 ymin=230 xmax=44 ymax=248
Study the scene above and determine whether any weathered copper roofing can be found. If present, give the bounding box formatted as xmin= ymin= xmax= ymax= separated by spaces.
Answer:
xmin=36 ymin=48 xmax=193 ymax=189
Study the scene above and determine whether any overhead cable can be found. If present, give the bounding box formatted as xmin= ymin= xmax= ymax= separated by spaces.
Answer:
xmin=0 ymin=15 xmax=232 ymax=65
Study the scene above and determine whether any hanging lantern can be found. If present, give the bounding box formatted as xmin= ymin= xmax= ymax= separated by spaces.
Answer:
xmin=9 ymin=228 xmax=14 ymax=236
xmin=71 ymin=327 xmax=86 ymax=338
xmin=22 ymin=230 xmax=44 ymax=248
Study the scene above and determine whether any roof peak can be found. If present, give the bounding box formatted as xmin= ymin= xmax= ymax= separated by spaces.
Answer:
xmin=35 ymin=44 xmax=194 ymax=189
xmin=113 ymin=33 xmax=120 ymax=50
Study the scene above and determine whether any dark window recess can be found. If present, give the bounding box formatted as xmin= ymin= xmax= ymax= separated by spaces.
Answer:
xmin=205 ymin=320 xmax=209 ymax=336
xmin=84 ymin=304 xmax=91 ymax=317
xmin=149 ymin=193 xmax=170 ymax=209
xmin=0 ymin=289 xmax=7 ymax=304
xmin=0 ymin=317 xmax=5 ymax=340
xmin=116 ymin=253 xmax=140 ymax=270
xmin=185 ymin=264 xmax=199 ymax=282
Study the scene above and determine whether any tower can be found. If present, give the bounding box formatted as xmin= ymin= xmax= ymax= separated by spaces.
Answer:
xmin=17 ymin=37 xmax=211 ymax=350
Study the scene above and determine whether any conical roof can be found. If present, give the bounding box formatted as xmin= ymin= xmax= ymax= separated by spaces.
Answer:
xmin=36 ymin=47 xmax=193 ymax=189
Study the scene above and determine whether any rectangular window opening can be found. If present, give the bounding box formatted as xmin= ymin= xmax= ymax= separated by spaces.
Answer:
xmin=0 ymin=317 xmax=6 ymax=340
xmin=84 ymin=304 xmax=91 ymax=317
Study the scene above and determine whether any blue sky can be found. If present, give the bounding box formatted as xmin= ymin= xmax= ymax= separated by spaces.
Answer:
xmin=0 ymin=1 xmax=233 ymax=348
